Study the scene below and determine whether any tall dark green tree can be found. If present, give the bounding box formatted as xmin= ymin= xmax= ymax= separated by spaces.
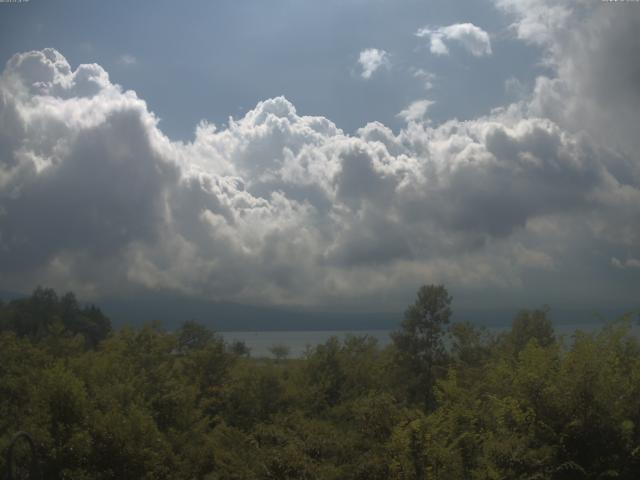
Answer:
xmin=177 ymin=319 xmax=214 ymax=352
xmin=508 ymin=306 xmax=555 ymax=354
xmin=392 ymin=284 xmax=452 ymax=410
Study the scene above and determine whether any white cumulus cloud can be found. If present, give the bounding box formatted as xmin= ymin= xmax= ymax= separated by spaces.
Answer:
xmin=358 ymin=48 xmax=390 ymax=79
xmin=416 ymin=22 xmax=492 ymax=57
xmin=397 ymin=99 xmax=433 ymax=123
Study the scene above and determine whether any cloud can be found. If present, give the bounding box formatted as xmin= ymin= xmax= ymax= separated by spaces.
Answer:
xmin=416 ymin=23 xmax=492 ymax=57
xmin=358 ymin=48 xmax=389 ymax=79
xmin=412 ymin=69 xmax=436 ymax=91
xmin=118 ymin=54 xmax=137 ymax=66
xmin=507 ymin=1 xmax=640 ymax=162
xmin=397 ymin=99 xmax=433 ymax=123
xmin=2 ymin=49 xmax=111 ymax=98
xmin=493 ymin=0 xmax=571 ymax=48
xmin=611 ymin=257 xmax=640 ymax=270
xmin=0 ymin=1 xmax=639 ymax=311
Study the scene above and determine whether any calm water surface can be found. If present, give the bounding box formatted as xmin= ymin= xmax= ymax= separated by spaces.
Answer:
xmin=221 ymin=321 xmax=638 ymax=358
xmin=221 ymin=330 xmax=392 ymax=358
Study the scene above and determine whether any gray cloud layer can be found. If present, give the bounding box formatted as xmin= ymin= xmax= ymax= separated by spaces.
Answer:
xmin=0 ymin=2 xmax=638 ymax=310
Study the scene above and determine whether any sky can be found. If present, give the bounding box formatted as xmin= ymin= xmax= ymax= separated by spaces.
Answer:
xmin=0 ymin=0 xmax=639 ymax=319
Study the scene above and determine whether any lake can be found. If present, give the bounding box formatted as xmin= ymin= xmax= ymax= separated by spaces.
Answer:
xmin=220 ymin=330 xmax=392 ymax=358
xmin=220 ymin=320 xmax=638 ymax=358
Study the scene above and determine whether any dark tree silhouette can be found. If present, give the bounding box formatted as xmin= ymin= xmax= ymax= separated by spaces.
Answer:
xmin=392 ymin=284 xmax=452 ymax=409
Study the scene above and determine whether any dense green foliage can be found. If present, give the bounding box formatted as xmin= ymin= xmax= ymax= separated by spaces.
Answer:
xmin=0 ymin=287 xmax=111 ymax=348
xmin=1 ymin=287 xmax=639 ymax=479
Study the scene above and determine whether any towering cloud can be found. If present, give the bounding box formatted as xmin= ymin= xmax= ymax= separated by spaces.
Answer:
xmin=0 ymin=1 xmax=638 ymax=310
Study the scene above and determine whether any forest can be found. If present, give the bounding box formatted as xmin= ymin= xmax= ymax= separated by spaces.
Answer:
xmin=1 ymin=286 xmax=639 ymax=479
